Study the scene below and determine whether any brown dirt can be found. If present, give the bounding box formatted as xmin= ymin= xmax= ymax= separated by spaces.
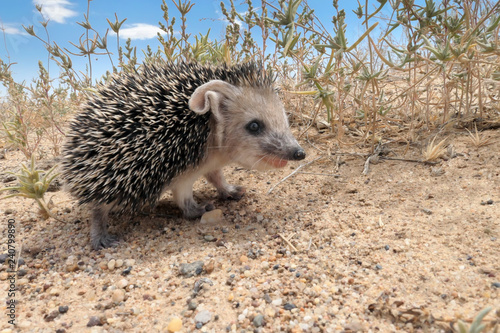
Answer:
xmin=0 ymin=129 xmax=499 ymax=333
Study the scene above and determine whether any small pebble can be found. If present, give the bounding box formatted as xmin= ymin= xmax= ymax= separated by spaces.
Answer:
xmin=375 ymin=264 xmax=383 ymax=270
xmin=58 ymin=306 xmax=69 ymax=314
xmin=112 ymin=289 xmax=125 ymax=303
xmin=179 ymin=261 xmax=204 ymax=278
xmin=115 ymin=259 xmax=124 ymax=268
xmin=200 ymin=209 xmax=223 ymax=224
xmin=253 ymin=314 xmax=265 ymax=327
xmin=121 ymin=266 xmax=133 ymax=276
xmin=272 ymin=298 xmax=282 ymax=306
xmin=204 ymin=235 xmax=215 ymax=242
xmin=492 ymin=282 xmax=500 ymax=288
xmin=43 ymin=310 xmax=59 ymax=322
xmin=124 ymin=259 xmax=135 ymax=267
xmin=194 ymin=310 xmax=212 ymax=325
xmin=107 ymin=259 xmax=116 ymax=270
xmin=117 ymin=279 xmax=128 ymax=289
xmin=167 ymin=317 xmax=182 ymax=332
xmin=86 ymin=316 xmax=104 ymax=327
xmin=283 ymin=303 xmax=297 ymax=310
xmin=188 ymin=301 xmax=198 ymax=310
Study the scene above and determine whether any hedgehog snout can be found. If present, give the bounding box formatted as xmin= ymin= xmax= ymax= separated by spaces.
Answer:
xmin=292 ymin=148 xmax=306 ymax=160
xmin=260 ymin=132 xmax=305 ymax=161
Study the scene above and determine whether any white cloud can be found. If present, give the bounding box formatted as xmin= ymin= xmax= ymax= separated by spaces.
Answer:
xmin=113 ymin=23 xmax=166 ymax=40
xmin=33 ymin=0 xmax=78 ymax=24
xmin=1 ymin=23 xmax=28 ymax=36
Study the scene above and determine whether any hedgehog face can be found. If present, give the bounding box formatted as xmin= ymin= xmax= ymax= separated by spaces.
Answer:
xmin=189 ymin=80 xmax=305 ymax=171
xmin=221 ymin=86 xmax=305 ymax=170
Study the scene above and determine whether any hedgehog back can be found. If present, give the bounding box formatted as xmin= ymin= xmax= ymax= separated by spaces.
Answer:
xmin=62 ymin=62 xmax=271 ymax=213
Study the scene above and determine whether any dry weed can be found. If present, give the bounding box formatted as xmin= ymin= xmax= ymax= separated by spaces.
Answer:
xmin=466 ymin=124 xmax=493 ymax=148
xmin=422 ymin=137 xmax=448 ymax=162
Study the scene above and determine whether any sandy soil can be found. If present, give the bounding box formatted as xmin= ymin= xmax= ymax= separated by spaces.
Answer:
xmin=0 ymin=129 xmax=499 ymax=333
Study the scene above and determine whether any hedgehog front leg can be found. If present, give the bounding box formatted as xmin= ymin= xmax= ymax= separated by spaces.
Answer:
xmin=172 ymin=176 xmax=214 ymax=219
xmin=90 ymin=205 xmax=118 ymax=250
xmin=205 ymin=169 xmax=246 ymax=201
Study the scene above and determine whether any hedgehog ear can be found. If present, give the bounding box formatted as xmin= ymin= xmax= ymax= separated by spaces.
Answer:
xmin=188 ymin=80 xmax=239 ymax=115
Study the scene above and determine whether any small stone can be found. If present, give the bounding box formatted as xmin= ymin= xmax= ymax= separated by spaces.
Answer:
xmin=107 ymin=259 xmax=116 ymax=270
xmin=121 ymin=266 xmax=132 ymax=276
xmin=180 ymin=261 xmax=204 ymax=278
xmin=117 ymin=279 xmax=128 ymax=289
xmin=98 ymin=261 xmax=107 ymax=270
xmin=187 ymin=300 xmax=198 ymax=310
xmin=421 ymin=208 xmax=433 ymax=215
xmin=375 ymin=264 xmax=383 ymax=270
xmin=253 ymin=314 xmax=265 ymax=327
xmin=112 ymin=289 xmax=125 ymax=303
xmin=66 ymin=262 xmax=79 ymax=272
xmin=283 ymin=303 xmax=297 ymax=311
xmin=204 ymin=260 xmax=215 ymax=274
xmin=49 ymin=288 xmax=61 ymax=296
xmin=194 ymin=310 xmax=212 ymax=325
xmin=115 ymin=259 xmax=124 ymax=268
xmin=86 ymin=316 xmax=104 ymax=327
xmin=204 ymin=235 xmax=215 ymax=242
xmin=124 ymin=259 xmax=135 ymax=267
xmin=17 ymin=269 xmax=27 ymax=277
xmin=200 ymin=209 xmax=223 ymax=224
xmin=492 ymin=282 xmax=500 ymax=288
xmin=58 ymin=306 xmax=69 ymax=314
xmin=345 ymin=320 xmax=365 ymax=332
xmin=0 ymin=253 xmax=7 ymax=263
xmin=43 ymin=310 xmax=59 ymax=322
xmin=272 ymin=298 xmax=283 ymax=306
xmin=167 ymin=317 xmax=182 ymax=332
xmin=240 ymin=255 xmax=248 ymax=263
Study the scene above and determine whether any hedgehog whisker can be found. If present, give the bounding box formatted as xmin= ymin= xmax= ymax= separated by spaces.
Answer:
xmin=250 ymin=154 xmax=268 ymax=169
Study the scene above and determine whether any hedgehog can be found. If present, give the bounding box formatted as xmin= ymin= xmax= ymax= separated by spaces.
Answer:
xmin=62 ymin=61 xmax=305 ymax=250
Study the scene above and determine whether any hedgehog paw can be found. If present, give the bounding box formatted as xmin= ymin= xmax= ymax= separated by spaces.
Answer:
xmin=219 ymin=185 xmax=246 ymax=201
xmin=91 ymin=233 xmax=119 ymax=250
xmin=183 ymin=202 xmax=214 ymax=219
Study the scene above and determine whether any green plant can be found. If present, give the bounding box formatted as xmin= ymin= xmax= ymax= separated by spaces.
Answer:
xmin=454 ymin=307 xmax=499 ymax=333
xmin=0 ymin=156 xmax=59 ymax=219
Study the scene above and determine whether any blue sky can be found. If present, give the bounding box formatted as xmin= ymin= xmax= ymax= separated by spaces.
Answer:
xmin=0 ymin=0 xmax=396 ymax=96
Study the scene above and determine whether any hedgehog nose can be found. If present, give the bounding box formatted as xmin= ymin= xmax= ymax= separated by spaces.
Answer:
xmin=293 ymin=148 xmax=306 ymax=161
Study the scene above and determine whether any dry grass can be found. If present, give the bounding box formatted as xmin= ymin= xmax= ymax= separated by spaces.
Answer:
xmin=422 ymin=137 xmax=448 ymax=162
xmin=466 ymin=124 xmax=494 ymax=148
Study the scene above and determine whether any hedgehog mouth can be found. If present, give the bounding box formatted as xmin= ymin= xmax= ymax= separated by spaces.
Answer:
xmin=259 ymin=155 xmax=288 ymax=168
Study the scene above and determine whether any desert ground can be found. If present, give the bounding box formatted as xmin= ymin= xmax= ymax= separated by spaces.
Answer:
xmin=0 ymin=126 xmax=499 ymax=332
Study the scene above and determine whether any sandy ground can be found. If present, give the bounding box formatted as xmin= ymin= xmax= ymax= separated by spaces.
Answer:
xmin=0 ymin=128 xmax=499 ymax=333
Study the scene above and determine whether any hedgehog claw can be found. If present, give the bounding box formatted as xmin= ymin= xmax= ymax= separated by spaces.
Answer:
xmin=183 ymin=201 xmax=215 ymax=219
xmin=91 ymin=233 xmax=119 ymax=250
xmin=219 ymin=185 xmax=246 ymax=201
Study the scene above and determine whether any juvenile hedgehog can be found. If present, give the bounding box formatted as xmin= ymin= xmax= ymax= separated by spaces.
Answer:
xmin=62 ymin=61 xmax=305 ymax=250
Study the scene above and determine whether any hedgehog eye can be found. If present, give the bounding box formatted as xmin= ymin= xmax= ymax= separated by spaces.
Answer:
xmin=246 ymin=120 xmax=263 ymax=135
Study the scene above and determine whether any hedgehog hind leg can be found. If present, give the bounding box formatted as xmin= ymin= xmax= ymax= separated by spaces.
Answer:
xmin=90 ymin=204 xmax=119 ymax=250
xmin=205 ymin=169 xmax=246 ymax=201
xmin=172 ymin=175 xmax=214 ymax=219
